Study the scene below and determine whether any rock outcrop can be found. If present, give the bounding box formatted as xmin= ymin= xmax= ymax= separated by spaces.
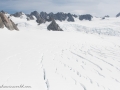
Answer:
xmin=10 ymin=11 xmax=93 ymax=25
xmin=67 ymin=13 xmax=74 ymax=22
xmin=46 ymin=16 xmax=53 ymax=22
xmin=47 ymin=12 xmax=74 ymax=22
xmin=0 ymin=10 xmax=7 ymax=14
xmin=72 ymin=14 xmax=78 ymax=18
xmin=31 ymin=11 xmax=40 ymax=18
xmin=12 ymin=12 xmax=23 ymax=17
xmin=10 ymin=19 xmax=19 ymax=30
xmin=36 ymin=17 xmax=45 ymax=25
xmin=47 ymin=12 xmax=55 ymax=21
xmin=47 ymin=19 xmax=63 ymax=31
xmin=79 ymin=14 xmax=93 ymax=21
xmin=55 ymin=12 xmax=67 ymax=21
xmin=116 ymin=12 xmax=120 ymax=17
xmin=26 ymin=14 xmax=35 ymax=20
xmin=102 ymin=15 xmax=110 ymax=19
xmin=0 ymin=12 xmax=19 ymax=30
xmin=40 ymin=12 xmax=48 ymax=20
xmin=31 ymin=11 xmax=45 ymax=24
xmin=26 ymin=11 xmax=84 ymax=23
xmin=0 ymin=16 xmax=4 ymax=28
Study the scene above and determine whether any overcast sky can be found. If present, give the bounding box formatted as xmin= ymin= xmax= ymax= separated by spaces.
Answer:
xmin=0 ymin=0 xmax=120 ymax=17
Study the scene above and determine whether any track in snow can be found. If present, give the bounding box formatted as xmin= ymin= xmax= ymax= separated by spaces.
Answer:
xmin=0 ymin=31 xmax=120 ymax=90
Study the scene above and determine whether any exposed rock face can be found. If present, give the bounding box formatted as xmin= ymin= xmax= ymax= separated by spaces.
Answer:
xmin=40 ymin=12 xmax=48 ymax=20
xmin=10 ymin=11 xmax=93 ymax=25
xmin=31 ymin=11 xmax=45 ymax=24
xmin=72 ymin=14 xmax=78 ymax=18
xmin=0 ymin=13 xmax=19 ymax=30
xmin=104 ymin=15 xmax=110 ymax=18
xmin=67 ymin=13 xmax=74 ymax=22
xmin=12 ymin=12 xmax=23 ymax=17
xmin=102 ymin=15 xmax=110 ymax=19
xmin=0 ymin=17 xmax=4 ymax=28
xmin=0 ymin=13 xmax=14 ymax=30
xmin=47 ymin=12 xmax=74 ymax=22
xmin=47 ymin=19 xmax=63 ymax=31
xmin=27 ymin=11 xmax=77 ymax=23
xmin=36 ymin=17 xmax=45 ymax=24
xmin=102 ymin=17 xmax=105 ymax=20
xmin=31 ymin=11 xmax=40 ymax=18
xmin=116 ymin=12 xmax=120 ymax=17
xmin=10 ymin=20 xmax=19 ymax=30
xmin=26 ymin=14 xmax=34 ymax=20
xmin=55 ymin=12 xmax=67 ymax=21
xmin=79 ymin=14 xmax=93 ymax=21
xmin=47 ymin=12 xmax=55 ymax=21
xmin=0 ymin=10 xmax=7 ymax=14
xmin=46 ymin=16 xmax=53 ymax=22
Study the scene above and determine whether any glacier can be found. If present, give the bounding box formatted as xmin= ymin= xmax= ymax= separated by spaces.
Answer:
xmin=0 ymin=15 xmax=120 ymax=90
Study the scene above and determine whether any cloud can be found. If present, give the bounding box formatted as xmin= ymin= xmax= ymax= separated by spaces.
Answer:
xmin=0 ymin=0 xmax=120 ymax=16
xmin=71 ymin=10 xmax=86 ymax=15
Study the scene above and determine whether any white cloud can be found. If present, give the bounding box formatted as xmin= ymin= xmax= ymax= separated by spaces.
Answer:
xmin=71 ymin=10 xmax=86 ymax=15
xmin=0 ymin=0 xmax=120 ymax=16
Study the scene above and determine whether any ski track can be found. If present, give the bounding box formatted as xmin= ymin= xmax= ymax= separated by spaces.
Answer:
xmin=0 ymin=31 xmax=120 ymax=90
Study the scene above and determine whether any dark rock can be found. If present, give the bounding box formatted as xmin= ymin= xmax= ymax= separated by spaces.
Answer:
xmin=102 ymin=15 xmax=110 ymax=20
xmin=40 ymin=12 xmax=77 ymax=22
xmin=26 ymin=14 xmax=34 ymax=20
xmin=40 ymin=11 xmax=48 ymax=20
xmin=31 ymin=11 xmax=45 ymax=24
xmin=31 ymin=11 xmax=40 ymax=18
xmin=46 ymin=12 xmax=55 ymax=22
xmin=79 ymin=14 xmax=93 ymax=21
xmin=67 ymin=13 xmax=74 ymax=22
xmin=72 ymin=14 xmax=78 ymax=18
xmin=116 ymin=12 xmax=120 ymax=17
xmin=47 ymin=12 xmax=68 ymax=21
xmin=46 ymin=16 xmax=53 ymax=22
xmin=36 ymin=17 xmax=45 ymax=24
xmin=0 ymin=10 xmax=7 ymax=14
xmin=102 ymin=17 xmax=105 ymax=20
xmin=26 ymin=17 xmax=30 ymax=21
xmin=0 ymin=13 xmax=19 ymax=30
xmin=104 ymin=15 xmax=110 ymax=18
xmin=55 ymin=12 xmax=67 ymax=21
xmin=47 ymin=19 xmax=63 ymax=31
xmin=12 ymin=12 xmax=23 ymax=17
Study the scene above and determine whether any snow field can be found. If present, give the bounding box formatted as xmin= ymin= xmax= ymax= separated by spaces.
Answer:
xmin=0 ymin=30 xmax=120 ymax=90
xmin=0 ymin=15 xmax=120 ymax=90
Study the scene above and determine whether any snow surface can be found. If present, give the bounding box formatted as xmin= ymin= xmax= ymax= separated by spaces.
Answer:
xmin=0 ymin=16 xmax=120 ymax=90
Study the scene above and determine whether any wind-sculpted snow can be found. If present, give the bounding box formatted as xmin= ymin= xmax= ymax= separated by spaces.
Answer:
xmin=0 ymin=31 xmax=120 ymax=90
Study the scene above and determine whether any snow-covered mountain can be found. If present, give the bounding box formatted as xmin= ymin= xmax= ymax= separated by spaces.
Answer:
xmin=0 ymin=11 xmax=120 ymax=90
xmin=1 ymin=11 xmax=120 ymax=36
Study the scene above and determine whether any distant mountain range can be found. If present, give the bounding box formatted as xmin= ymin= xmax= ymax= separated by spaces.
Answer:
xmin=0 ymin=10 xmax=120 ymax=31
xmin=11 ymin=11 xmax=93 ymax=23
